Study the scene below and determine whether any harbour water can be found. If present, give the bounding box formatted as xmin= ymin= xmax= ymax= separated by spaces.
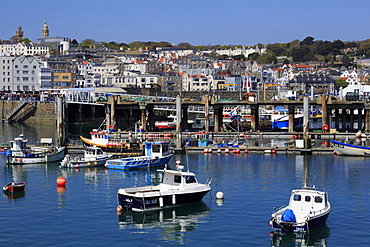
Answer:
xmin=1 ymin=123 xmax=369 ymax=246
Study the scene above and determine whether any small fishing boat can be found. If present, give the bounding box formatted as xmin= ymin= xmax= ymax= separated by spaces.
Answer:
xmin=116 ymin=163 xmax=212 ymax=211
xmin=270 ymin=185 xmax=331 ymax=233
xmin=105 ymin=141 xmax=173 ymax=170
xmin=5 ymin=135 xmax=65 ymax=165
xmin=3 ymin=182 xmax=26 ymax=193
xmin=59 ymin=145 xmax=113 ymax=168
xmin=330 ymin=140 xmax=370 ymax=156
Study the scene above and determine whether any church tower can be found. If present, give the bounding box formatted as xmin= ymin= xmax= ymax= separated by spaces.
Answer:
xmin=42 ymin=19 xmax=49 ymax=38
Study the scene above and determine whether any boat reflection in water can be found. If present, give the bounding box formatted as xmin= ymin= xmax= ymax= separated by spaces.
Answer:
xmin=271 ymin=224 xmax=331 ymax=247
xmin=3 ymin=190 xmax=25 ymax=200
xmin=118 ymin=201 xmax=210 ymax=244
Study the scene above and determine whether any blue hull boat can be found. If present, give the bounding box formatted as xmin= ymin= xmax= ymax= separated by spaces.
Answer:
xmin=105 ymin=141 xmax=172 ymax=170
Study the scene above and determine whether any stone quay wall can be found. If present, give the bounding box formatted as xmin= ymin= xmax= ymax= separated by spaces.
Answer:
xmin=0 ymin=100 xmax=57 ymax=124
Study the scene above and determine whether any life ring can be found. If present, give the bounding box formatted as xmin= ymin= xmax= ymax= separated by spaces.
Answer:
xmin=322 ymin=124 xmax=329 ymax=131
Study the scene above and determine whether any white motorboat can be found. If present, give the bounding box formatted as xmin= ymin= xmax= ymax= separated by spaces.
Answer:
xmin=117 ymin=163 xmax=212 ymax=211
xmin=270 ymin=185 xmax=331 ymax=233
xmin=5 ymin=135 xmax=65 ymax=165
xmin=59 ymin=145 xmax=113 ymax=168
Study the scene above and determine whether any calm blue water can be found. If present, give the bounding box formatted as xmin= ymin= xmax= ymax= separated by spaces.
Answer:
xmin=1 ymin=123 xmax=370 ymax=246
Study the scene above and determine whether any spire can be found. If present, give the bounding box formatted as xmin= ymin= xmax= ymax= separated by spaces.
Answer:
xmin=42 ymin=18 xmax=49 ymax=38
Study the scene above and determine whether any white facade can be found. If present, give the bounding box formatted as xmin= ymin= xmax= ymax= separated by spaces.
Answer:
xmin=12 ymin=56 xmax=41 ymax=92
xmin=0 ymin=43 xmax=49 ymax=56
xmin=0 ymin=56 xmax=14 ymax=91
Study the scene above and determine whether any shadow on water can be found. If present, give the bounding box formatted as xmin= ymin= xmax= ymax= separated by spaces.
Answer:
xmin=118 ymin=201 xmax=210 ymax=244
xmin=270 ymin=224 xmax=331 ymax=247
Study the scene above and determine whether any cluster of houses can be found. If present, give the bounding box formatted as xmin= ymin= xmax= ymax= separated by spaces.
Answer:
xmin=1 ymin=25 xmax=370 ymax=100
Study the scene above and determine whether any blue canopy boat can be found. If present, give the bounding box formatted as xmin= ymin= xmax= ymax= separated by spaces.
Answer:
xmin=105 ymin=141 xmax=172 ymax=170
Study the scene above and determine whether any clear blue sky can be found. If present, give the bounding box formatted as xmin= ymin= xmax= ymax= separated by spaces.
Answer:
xmin=1 ymin=0 xmax=369 ymax=46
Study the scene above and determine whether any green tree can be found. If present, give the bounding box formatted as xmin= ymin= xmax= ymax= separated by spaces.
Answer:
xmin=358 ymin=39 xmax=370 ymax=56
xmin=80 ymin=39 xmax=99 ymax=47
xmin=248 ymin=52 xmax=260 ymax=60
xmin=20 ymin=38 xmax=32 ymax=43
xmin=178 ymin=42 xmax=193 ymax=49
xmin=335 ymin=79 xmax=348 ymax=89
xmin=301 ymin=36 xmax=314 ymax=46
xmin=342 ymin=55 xmax=351 ymax=67
xmin=332 ymin=39 xmax=345 ymax=55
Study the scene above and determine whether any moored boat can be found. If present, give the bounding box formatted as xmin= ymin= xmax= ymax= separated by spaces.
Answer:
xmin=117 ymin=164 xmax=212 ymax=211
xmin=3 ymin=182 xmax=26 ymax=193
xmin=105 ymin=141 xmax=172 ymax=170
xmin=5 ymin=135 xmax=65 ymax=165
xmin=270 ymin=185 xmax=331 ymax=233
xmin=59 ymin=145 xmax=113 ymax=168
xmin=330 ymin=140 xmax=370 ymax=156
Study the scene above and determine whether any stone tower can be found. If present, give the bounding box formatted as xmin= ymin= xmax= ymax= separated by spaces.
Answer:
xmin=15 ymin=26 xmax=24 ymax=40
xmin=42 ymin=19 xmax=49 ymax=38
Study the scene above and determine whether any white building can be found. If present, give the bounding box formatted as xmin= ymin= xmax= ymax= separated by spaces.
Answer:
xmin=12 ymin=56 xmax=41 ymax=92
xmin=0 ymin=55 xmax=14 ymax=91
xmin=0 ymin=42 xmax=49 ymax=56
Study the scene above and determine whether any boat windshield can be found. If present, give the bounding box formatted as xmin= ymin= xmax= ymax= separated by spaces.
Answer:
xmin=184 ymin=176 xmax=196 ymax=184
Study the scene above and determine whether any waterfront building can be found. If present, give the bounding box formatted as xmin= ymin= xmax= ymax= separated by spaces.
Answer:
xmin=13 ymin=56 xmax=41 ymax=92
xmin=0 ymin=55 xmax=13 ymax=91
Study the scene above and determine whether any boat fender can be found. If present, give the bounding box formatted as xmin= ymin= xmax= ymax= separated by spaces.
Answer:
xmin=172 ymin=195 xmax=176 ymax=205
xmin=159 ymin=197 xmax=164 ymax=207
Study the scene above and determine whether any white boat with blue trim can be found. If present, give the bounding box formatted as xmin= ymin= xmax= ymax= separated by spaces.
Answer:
xmin=270 ymin=185 xmax=331 ymax=233
xmin=330 ymin=140 xmax=370 ymax=156
xmin=105 ymin=141 xmax=172 ymax=170
xmin=59 ymin=145 xmax=113 ymax=168
xmin=5 ymin=135 xmax=65 ymax=165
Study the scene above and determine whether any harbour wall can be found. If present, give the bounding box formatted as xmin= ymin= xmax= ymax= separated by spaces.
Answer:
xmin=0 ymin=100 xmax=57 ymax=124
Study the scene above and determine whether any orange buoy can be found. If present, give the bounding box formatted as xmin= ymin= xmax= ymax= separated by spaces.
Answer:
xmin=56 ymin=176 xmax=66 ymax=186
xmin=244 ymin=149 xmax=249 ymax=154
xmin=272 ymin=149 xmax=277 ymax=155
xmin=322 ymin=124 xmax=329 ymax=131
xmin=116 ymin=205 xmax=123 ymax=212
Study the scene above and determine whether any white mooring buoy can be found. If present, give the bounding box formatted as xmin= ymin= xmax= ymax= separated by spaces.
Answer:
xmin=216 ymin=191 xmax=224 ymax=199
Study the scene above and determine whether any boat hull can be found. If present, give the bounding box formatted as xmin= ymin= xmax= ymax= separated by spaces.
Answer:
xmin=6 ymin=147 xmax=66 ymax=164
xmin=118 ymin=190 xmax=211 ymax=211
xmin=272 ymin=209 xmax=331 ymax=233
xmin=3 ymin=182 xmax=26 ymax=193
xmin=105 ymin=154 xmax=172 ymax=170
xmin=61 ymin=156 xmax=111 ymax=168
xmin=330 ymin=140 xmax=370 ymax=156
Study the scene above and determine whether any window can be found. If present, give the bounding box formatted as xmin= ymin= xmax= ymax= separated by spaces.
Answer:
xmin=62 ymin=76 xmax=69 ymax=79
xmin=185 ymin=176 xmax=196 ymax=183
xmin=305 ymin=196 xmax=311 ymax=202
xmin=293 ymin=194 xmax=301 ymax=201
xmin=15 ymin=65 xmax=18 ymax=68
xmin=54 ymin=76 xmax=59 ymax=79
xmin=23 ymin=65 xmax=28 ymax=68
xmin=174 ymin=175 xmax=181 ymax=183
xmin=314 ymin=196 xmax=323 ymax=203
